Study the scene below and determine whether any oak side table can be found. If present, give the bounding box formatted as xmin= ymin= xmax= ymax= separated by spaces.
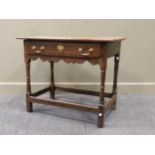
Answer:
xmin=17 ymin=36 xmax=125 ymax=128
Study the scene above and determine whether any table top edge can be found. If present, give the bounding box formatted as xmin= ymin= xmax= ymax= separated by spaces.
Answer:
xmin=16 ymin=36 xmax=126 ymax=42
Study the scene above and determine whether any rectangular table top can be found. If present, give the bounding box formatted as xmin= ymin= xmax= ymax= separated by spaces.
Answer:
xmin=17 ymin=36 xmax=126 ymax=43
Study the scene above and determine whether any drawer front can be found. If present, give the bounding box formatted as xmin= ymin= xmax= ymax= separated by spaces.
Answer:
xmin=26 ymin=43 xmax=101 ymax=58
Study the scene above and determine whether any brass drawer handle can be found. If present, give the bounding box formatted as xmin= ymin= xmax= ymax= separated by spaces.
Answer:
xmin=88 ymin=48 xmax=94 ymax=52
xmin=78 ymin=47 xmax=94 ymax=56
xmin=78 ymin=47 xmax=83 ymax=52
xmin=31 ymin=45 xmax=37 ymax=50
xmin=80 ymin=53 xmax=91 ymax=56
xmin=31 ymin=45 xmax=45 ymax=54
xmin=57 ymin=44 xmax=64 ymax=52
xmin=34 ymin=50 xmax=42 ymax=54
xmin=40 ymin=46 xmax=45 ymax=51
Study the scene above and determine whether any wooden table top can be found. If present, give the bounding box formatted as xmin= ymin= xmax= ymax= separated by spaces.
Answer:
xmin=17 ymin=36 xmax=126 ymax=42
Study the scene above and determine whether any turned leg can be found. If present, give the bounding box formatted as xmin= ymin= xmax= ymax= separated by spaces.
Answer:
xmin=50 ymin=61 xmax=55 ymax=99
xmin=98 ymin=62 xmax=106 ymax=128
xmin=25 ymin=59 xmax=32 ymax=112
xmin=112 ymin=54 xmax=120 ymax=110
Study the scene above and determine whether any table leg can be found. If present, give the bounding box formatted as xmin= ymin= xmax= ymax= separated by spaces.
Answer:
xmin=112 ymin=54 xmax=120 ymax=110
xmin=26 ymin=59 xmax=32 ymax=112
xmin=50 ymin=61 xmax=55 ymax=99
xmin=98 ymin=62 xmax=106 ymax=128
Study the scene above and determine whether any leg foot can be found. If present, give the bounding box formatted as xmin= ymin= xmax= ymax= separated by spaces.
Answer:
xmin=111 ymin=96 xmax=117 ymax=110
xmin=26 ymin=93 xmax=32 ymax=112
xmin=26 ymin=101 xmax=33 ymax=112
xmin=98 ymin=113 xmax=104 ymax=128
xmin=97 ymin=106 xmax=104 ymax=128
xmin=50 ymin=88 xmax=55 ymax=99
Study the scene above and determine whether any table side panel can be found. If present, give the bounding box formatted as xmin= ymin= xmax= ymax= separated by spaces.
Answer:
xmin=105 ymin=42 xmax=121 ymax=58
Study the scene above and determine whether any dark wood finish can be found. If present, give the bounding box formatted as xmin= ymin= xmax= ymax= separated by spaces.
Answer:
xmin=26 ymin=55 xmax=101 ymax=65
xmin=98 ymin=106 xmax=104 ymax=128
xmin=26 ymin=42 xmax=101 ymax=58
xmin=31 ymin=86 xmax=51 ymax=97
xmin=25 ymin=58 xmax=33 ymax=112
xmin=112 ymin=54 xmax=120 ymax=109
xmin=56 ymin=86 xmax=113 ymax=97
xmin=50 ymin=61 xmax=55 ymax=99
xmin=29 ymin=96 xmax=98 ymax=113
xmin=98 ymin=58 xmax=107 ymax=128
xmin=18 ymin=36 xmax=125 ymax=128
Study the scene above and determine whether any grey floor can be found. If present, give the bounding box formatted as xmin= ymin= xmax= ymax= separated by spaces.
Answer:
xmin=0 ymin=93 xmax=155 ymax=135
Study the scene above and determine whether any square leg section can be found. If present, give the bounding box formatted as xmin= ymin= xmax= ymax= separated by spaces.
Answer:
xmin=26 ymin=94 xmax=33 ymax=112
